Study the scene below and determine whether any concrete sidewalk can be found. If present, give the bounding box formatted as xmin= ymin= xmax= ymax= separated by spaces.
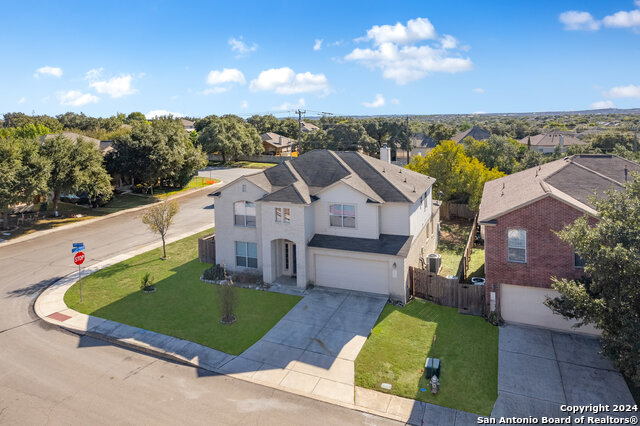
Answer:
xmin=34 ymin=236 xmax=479 ymax=425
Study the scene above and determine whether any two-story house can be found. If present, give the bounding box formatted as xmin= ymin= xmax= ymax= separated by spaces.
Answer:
xmin=212 ymin=149 xmax=440 ymax=303
xmin=478 ymin=154 xmax=640 ymax=334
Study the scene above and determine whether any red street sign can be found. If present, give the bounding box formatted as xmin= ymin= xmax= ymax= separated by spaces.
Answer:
xmin=74 ymin=252 xmax=85 ymax=265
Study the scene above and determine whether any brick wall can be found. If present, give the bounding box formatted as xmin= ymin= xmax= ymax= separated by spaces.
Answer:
xmin=484 ymin=196 xmax=595 ymax=308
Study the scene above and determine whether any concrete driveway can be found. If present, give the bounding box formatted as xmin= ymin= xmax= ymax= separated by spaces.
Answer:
xmin=493 ymin=325 xmax=635 ymax=422
xmin=219 ymin=288 xmax=388 ymax=404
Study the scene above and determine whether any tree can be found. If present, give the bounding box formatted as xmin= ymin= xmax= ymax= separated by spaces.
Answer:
xmin=427 ymin=122 xmax=456 ymax=142
xmin=197 ymin=115 xmax=262 ymax=162
xmin=0 ymin=138 xmax=50 ymax=228
xmin=125 ymin=112 xmax=147 ymax=124
xmin=246 ymin=114 xmax=279 ymax=134
xmin=463 ymin=135 xmax=525 ymax=174
xmin=407 ymin=140 xmax=504 ymax=215
xmin=276 ymin=117 xmax=300 ymax=140
xmin=41 ymin=135 xmax=113 ymax=215
xmin=545 ymin=177 xmax=640 ymax=386
xmin=142 ymin=200 xmax=180 ymax=259
xmin=325 ymin=121 xmax=377 ymax=153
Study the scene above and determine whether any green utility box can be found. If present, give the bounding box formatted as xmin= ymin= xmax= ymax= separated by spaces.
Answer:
xmin=425 ymin=357 xmax=441 ymax=379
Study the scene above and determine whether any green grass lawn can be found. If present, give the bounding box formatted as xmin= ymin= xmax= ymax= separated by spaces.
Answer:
xmin=154 ymin=176 xmax=219 ymax=198
xmin=64 ymin=229 xmax=301 ymax=355
xmin=355 ymin=299 xmax=499 ymax=415
xmin=437 ymin=219 xmax=485 ymax=281
xmin=209 ymin=160 xmax=278 ymax=169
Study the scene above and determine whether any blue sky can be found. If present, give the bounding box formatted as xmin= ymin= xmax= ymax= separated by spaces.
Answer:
xmin=1 ymin=0 xmax=639 ymax=118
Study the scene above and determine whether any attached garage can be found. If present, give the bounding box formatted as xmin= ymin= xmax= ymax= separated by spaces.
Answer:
xmin=500 ymin=284 xmax=599 ymax=335
xmin=315 ymin=254 xmax=389 ymax=295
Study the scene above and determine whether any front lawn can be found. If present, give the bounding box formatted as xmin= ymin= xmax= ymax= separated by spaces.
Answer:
xmin=355 ymin=299 xmax=498 ymax=415
xmin=64 ymin=229 xmax=301 ymax=355
xmin=208 ymin=160 xmax=278 ymax=169
xmin=154 ymin=176 xmax=220 ymax=198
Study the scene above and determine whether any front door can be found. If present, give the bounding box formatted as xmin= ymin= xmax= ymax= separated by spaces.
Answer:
xmin=283 ymin=241 xmax=297 ymax=277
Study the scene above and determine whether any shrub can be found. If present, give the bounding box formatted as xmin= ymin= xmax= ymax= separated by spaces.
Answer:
xmin=232 ymin=271 xmax=263 ymax=285
xmin=140 ymin=272 xmax=154 ymax=291
xmin=203 ymin=264 xmax=226 ymax=281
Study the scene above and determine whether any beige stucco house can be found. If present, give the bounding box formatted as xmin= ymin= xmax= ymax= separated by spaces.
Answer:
xmin=211 ymin=149 xmax=440 ymax=303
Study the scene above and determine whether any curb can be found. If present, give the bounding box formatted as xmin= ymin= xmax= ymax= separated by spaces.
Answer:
xmin=0 ymin=182 xmax=221 ymax=249
xmin=32 ymin=229 xmax=434 ymax=425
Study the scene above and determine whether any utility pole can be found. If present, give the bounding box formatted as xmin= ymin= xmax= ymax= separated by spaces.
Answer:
xmin=405 ymin=115 xmax=411 ymax=164
xmin=634 ymin=126 xmax=638 ymax=154
xmin=296 ymin=109 xmax=304 ymax=155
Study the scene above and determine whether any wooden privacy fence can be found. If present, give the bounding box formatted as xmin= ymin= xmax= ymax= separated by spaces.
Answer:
xmin=440 ymin=203 xmax=476 ymax=220
xmin=198 ymin=234 xmax=216 ymax=264
xmin=456 ymin=214 xmax=479 ymax=282
xmin=410 ymin=267 xmax=485 ymax=316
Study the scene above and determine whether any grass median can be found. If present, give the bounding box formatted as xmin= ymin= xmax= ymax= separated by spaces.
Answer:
xmin=64 ymin=229 xmax=301 ymax=355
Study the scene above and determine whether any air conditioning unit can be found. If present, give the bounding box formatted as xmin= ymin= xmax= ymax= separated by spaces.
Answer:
xmin=427 ymin=254 xmax=441 ymax=274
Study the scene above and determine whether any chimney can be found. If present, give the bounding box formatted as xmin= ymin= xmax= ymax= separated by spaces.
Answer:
xmin=380 ymin=144 xmax=391 ymax=163
xmin=559 ymin=135 xmax=564 ymax=151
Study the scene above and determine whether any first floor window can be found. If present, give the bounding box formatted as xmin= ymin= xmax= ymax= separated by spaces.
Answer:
xmin=329 ymin=203 xmax=356 ymax=228
xmin=507 ymin=229 xmax=526 ymax=263
xmin=234 ymin=201 xmax=256 ymax=227
xmin=235 ymin=241 xmax=257 ymax=268
xmin=574 ymin=251 xmax=586 ymax=268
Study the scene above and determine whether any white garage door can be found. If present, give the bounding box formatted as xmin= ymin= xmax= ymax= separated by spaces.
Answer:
xmin=501 ymin=284 xmax=599 ymax=335
xmin=315 ymin=255 xmax=389 ymax=295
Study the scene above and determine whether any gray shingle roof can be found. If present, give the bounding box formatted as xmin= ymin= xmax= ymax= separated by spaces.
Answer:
xmin=411 ymin=132 xmax=437 ymax=148
xmin=40 ymin=132 xmax=114 ymax=154
xmin=517 ymin=133 xmax=586 ymax=147
xmin=220 ymin=149 xmax=435 ymax=205
xmin=261 ymin=132 xmax=294 ymax=147
xmin=478 ymin=154 xmax=640 ymax=223
xmin=308 ymin=233 xmax=412 ymax=256
xmin=453 ymin=126 xmax=491 ymax=142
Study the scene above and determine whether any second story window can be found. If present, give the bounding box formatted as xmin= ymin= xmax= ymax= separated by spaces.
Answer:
xmin=234 ymin=201 xmax=256 ymax=227
xmin=507 ymin=229 xmax=526 ymax=263
xmin=329 ymin=203 xmax=356 ymax=228
xmin=574 ymin=250 xmax=586 ymax=269
xmin=275 ymin=207 xmax=290 ymax=223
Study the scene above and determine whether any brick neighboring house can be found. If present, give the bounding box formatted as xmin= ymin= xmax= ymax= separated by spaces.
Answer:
xmin=478 ymin=154 xmax=640 ymax=334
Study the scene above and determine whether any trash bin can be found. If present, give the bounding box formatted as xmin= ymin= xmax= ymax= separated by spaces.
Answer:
xmin=425 ymin=357 xmax=441 ymax=379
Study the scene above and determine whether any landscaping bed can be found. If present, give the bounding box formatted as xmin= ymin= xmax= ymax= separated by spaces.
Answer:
xmin=355 ymin=299 xmax=499 ymax=415
xmin=64 ymin=229 xmax=301 ymax=355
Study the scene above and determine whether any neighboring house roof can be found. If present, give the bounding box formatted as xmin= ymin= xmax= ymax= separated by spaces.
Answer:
xmin=308 ymin=233 xmax=412 ymax=256
xmin=180 ymin=119 xmax=195 ymax=130
xmin=517 ymin=133 xmax=586 ymax=148
xmin=453 ymin=126 xmax=491 ymax=142
xmin=215 ymin=149 xmax=435 ymax=205
xmin=411 ymin=132 xmax=437 ymax=149
xmin=40 ymin=132 xmax=114 ymax=154
xmin=261 ymin=132 xmax=295 ymax=148
xmin=478 ymin=154 xmax=640 ymax=223
xmin=301 ymin=121 xmax=319 ymax=133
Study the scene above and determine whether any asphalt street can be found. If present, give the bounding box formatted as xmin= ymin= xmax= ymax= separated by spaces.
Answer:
xmin=0 ymin=167 xmax=398 ymax=425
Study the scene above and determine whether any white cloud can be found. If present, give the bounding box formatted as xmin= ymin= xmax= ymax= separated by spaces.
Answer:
xmin=559 ymin=11 xmax=601 ymax=30
xmin=89 ymin=75 xmax=137 ymax=98
xmin=206 ymin=68 xmax=245 ymax=85
xmin=590 ymin=100 xmax=616 ymax=109
xmin=346 ymin=42 xmax=472 ymax=85
xmin=85 ymin=67 xmax=103 ymax=80
xmin=602 ymin=9 xmax=640 ymax=28
xmin=18 ymin=97 xmax=26 ymax=104
xmin=314 ymin=39 xmax=323 ymax=51
xmin=250 ymin=67 xmax=329 ymax=95
xmin=272 ymin=98 xmax=306 ymax=111
xmin=229 ymin=37 xmax=258 ymax=57
xmin=145 ymin=110 xmax=185 ymax=119
xmin=203 ymin=87 xmax=229 ymax=94
xmin=604 ymin=84 xmax=640 ymax=98
xmin=58 ymin=90 xmax=99 ymax=106
xmin=440 ymin=34 xmax=458 ymax=49
xmin=34 ymin=66 xmax=63 ymax=78
xmin=391 ymin=98 xmax=400 ymax=105
xmin=472 ymin=88 xmax=485 ymax=93
xmin=241 ymin=100 xmax=249 ymax=109
xmin=358 ymin=17 xmax=436 ymax=45
xmin=362 ymin=94 xmax=385 ymax=108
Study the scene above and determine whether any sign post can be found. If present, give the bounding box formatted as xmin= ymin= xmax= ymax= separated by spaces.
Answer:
xmin=72 ymin=243 xmax=86 ymax=302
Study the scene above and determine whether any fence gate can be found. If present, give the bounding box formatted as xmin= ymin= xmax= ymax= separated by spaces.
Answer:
xmin=457 ymin=283 xmax=485 ymax=316
xmin=198 ymin=234 xmax=216 ymax=264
